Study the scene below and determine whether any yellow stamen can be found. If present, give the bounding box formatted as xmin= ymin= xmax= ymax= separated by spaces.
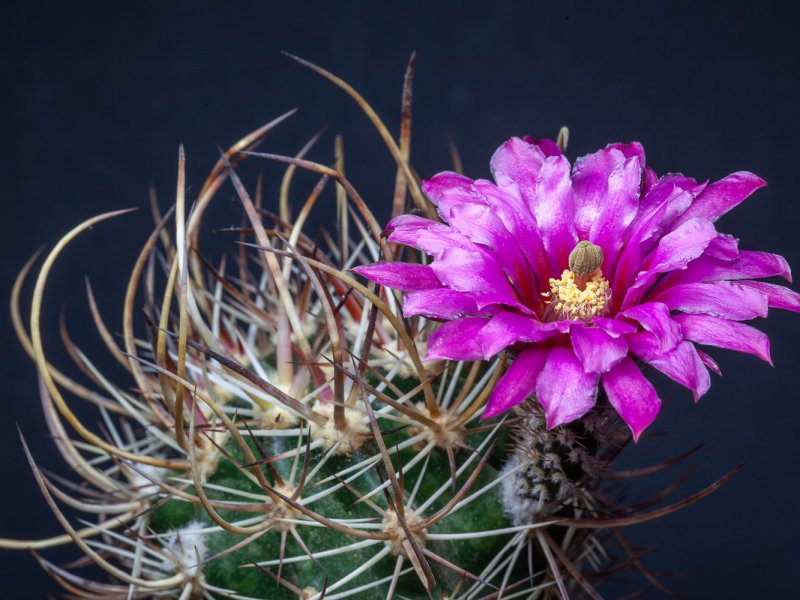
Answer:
xmin=542 ymin=269 xmax=610 ymax=322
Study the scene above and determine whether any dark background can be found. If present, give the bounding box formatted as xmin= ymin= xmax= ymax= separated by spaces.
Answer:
xmin=2 ymin=1 xmax=799 ymax=597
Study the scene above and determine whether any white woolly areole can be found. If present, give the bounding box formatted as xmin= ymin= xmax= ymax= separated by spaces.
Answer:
xmin=501 ymin=455 xmax=546 ymax=526
xmin=159 ymin=520 xmax=208 ymax=578
xmin=381 ymin=508 xmax=427 ymax=556
xmin=308 ymin=401 xmax=369 ymax=455
xmin=124 ymin=462 xmax=165 ymax=497
xmin=255 ymin=404 xmax=301 ymax=430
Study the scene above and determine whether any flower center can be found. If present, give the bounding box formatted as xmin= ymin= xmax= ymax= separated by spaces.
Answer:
xmin=541 ymin=240 xmax=610 ymax=322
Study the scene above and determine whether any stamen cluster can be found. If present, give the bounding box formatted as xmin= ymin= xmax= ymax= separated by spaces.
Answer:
xmin=543 ymin=269 xmax=610 ymax=322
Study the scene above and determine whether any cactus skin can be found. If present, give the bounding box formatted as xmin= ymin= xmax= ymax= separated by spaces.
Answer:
xmin=1 ymin=56 xmax=733 ymax=599
xmin=149 ymin=420 xmax=511 ymax=599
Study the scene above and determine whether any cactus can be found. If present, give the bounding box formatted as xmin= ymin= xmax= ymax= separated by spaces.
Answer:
xmin=2 ymin=55 xmax=756 ymax=599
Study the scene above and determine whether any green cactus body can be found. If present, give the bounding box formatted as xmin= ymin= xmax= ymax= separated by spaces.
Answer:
xmin=149 ymin=418 xmax=512 ymax=598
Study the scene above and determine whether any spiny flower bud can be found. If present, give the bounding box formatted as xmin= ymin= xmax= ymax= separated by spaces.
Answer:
xmin=568 ymin=240 xmax=604 ymax=278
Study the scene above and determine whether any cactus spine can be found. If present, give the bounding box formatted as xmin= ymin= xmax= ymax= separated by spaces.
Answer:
xmin=2 ymin=56 xmax=726 ymax=599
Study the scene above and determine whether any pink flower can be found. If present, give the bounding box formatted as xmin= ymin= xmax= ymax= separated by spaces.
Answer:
xmin=354 ymin=137 xmax=800 ymax=440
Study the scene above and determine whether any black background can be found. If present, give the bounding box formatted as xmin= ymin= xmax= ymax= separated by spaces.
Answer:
xmin=2 ymin=1 xmax=799 ymax=597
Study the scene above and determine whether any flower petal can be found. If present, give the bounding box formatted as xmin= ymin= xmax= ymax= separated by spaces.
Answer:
xmin=403 ymin=288 xmax=480 ymax=319
xmin=671 ymin=171 xmax=767 ymax=227
xmin=641 ymin=218 xmax=719 ymax=273
xmin=613 ymin=176 xmax=702 ymax=302
xmin=642 ymin=166 xmax=660 ymax=195
xmin=672 ymin=313 xmax=772 ymax=364
xmin=533 ymin=155 xmax=579 ymax=275
xmin=387 ymin=223 xmax=469 ymax=258
xmin=420 ymin=171 xmax=474 ymax=206
xmin=522 ymin=135 xmax=562 ymax=157
xmin=535 ymin=347 xmax=599 ymax=429
xmin=697 ymin=349 xmax=722 ymax=375
xmin=738 ymin=281 xmax=800 ymax=313
xmin=571 ymin=324 xmax=629 ymax=374
xmin=629 ymin=337 xmax=711 ymax=401
xmin=473 ymin=178 xmax=550 ymax=294
xmin=602 ymin=357 xmax=661 ymax=441
xmin=652 ymin=281 xmax=769 ymax=320
xmin=621 ymin=218 xmax=718 ymax=309
xmin=424 ymin=174 xmax=509 ymax=249
xmin=476 ymin=312 xmax=570 ymax=357
xmin=660 ymin=250 xmax=792 ymax=288
xmin=424 ymin=318 xmax=489 ymax=361
xmin=431 ymin=246 xmax=519 ymax=302
xmin=593 ymin=317 xmax=638 ymax=337
xmin=703 ymin=234 xmax=739 ymax=260
xmin=351 ymin=262 xmax=441 ymax=291
xmin=482 ymin=348 xmax=548 ymax=420
xmin=607 ymin=142 xmax=646 ymax=164
xmin=488 ymin=138 xmax=572 ymax=281
xmin=385 ymin=213 xmax=439 ymax=236
xmin=490 ymin=136 xmax=547 ymax=194
xmin=621 ymin=302 xmax=682 ymax=352
xmin=425 ymin=175 xmax=539 ymax=301
xmin=572 ymin=145 xmax=643 ymax=270
xmin=634 ymin=174 xmax=704 ymax=229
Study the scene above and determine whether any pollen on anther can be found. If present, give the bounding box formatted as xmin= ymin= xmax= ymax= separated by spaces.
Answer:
xmin=543 ymin=269 xmax=610 ymax=322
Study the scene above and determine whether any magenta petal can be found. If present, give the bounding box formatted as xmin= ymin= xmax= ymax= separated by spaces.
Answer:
xmin=672 ymin=171 xmax=767 ymax=227
xmin=535 ymin=347 xmax=599 ymax=429
xmin=661 ymin=250 xmax=792 ymax=289
xmin=622 ymin=218 xmax=718 ymax=309
xmin=425 ymin=175 xmax=514 ymax=251
xmin=697 ymin=349 xmax=722 ymax=375
xmin=472 ymin=178 xmax=549 ymax=294
xmin=672 ymin=313 xmax=772 ymax=364
xmin=614 ymin=176 xmax=699 ymax=282
xmin=633 ymin=339 xmax=711 ymax=401
xmin=421 ymin=172 xmax=474 ymax=205
xmin=653 ymin=281 xmax=769 ymax=321
xmin=738 ymin=281 xmax=800 ymax=313
xmin=572 ymin=146 xmax=642 ymax=268
xmin=475 ymin=312 xmax=568 ymax=357
xmin=602 ymin=358 xmax=661 ymax=441
xmin=593 ymin=317 xmax=638 ymax=337
xmin=532 ymin=155 xmax=579 ymax=274
xmin=403 ymin=289 xmax=480 ymax=319
xmin=736 ymin=251 xmax=792 ymax=282
xmin=624 ymin=331 xmax=662 ymax=361
xmin=521 ymin=135 xmax=562 ymax=157
xmin=387 ymin=223 xmax=460 ymax=257
xmin=635 ymin=174 xmax=703 ymax=227
xmin=613 ymin=180 xmax=699 ymax=303
xmin=388 ymin=224 xmax=472 ymax=258
xmin=351 ymin=262 xmax=441 ymax=292
xmin=385 ymin=213 xmax=439 ymax=235
xmin=482 ymin=348 xmax=548 ymax=420
xmin=607 ymin=141 xmax=646 ymax=164
xmin=703 ymin=234 xmax=739 ymax=260
xmin=487 ymin=139 xmax=573 ymax=281
xmin=429 ymin=247 xmax=534 ymax=315
xmin=490 ymin=137 xmax=546 ymax=194
xmin=641 ymin=218 xmax=718 ymax=273
xmin=621 ymin=302 xmax=682 ymax=352
xmin=424 ymin=318 xmax=489 ymax=361
xmin=432 ymin=246 xmax=514 ymax=295
xmin=642 ymin=166 xmax=660 ymax=195
xmin=430 ymin=182 xmax=536 ymax=298
xmin=571 ymin=325 xmax=628 ymax=374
